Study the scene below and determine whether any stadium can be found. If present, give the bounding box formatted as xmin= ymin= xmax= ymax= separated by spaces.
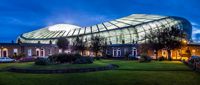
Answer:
xmin=8 ymin=14 xmax=196 ymax=60
xmin=18 ymin=14 xmax=192 ymax=45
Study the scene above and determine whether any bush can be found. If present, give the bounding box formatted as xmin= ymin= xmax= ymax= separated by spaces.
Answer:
xmin=49 ymin=53 xmax=80 ymax=63
xmin=158 ymin=56 xmax=165 ymax=61
xmin=13 ymin=53 xmax=26 ymax=59
xmin=35 ymin=58 xmax=51 ymax=65
xmin=73 ymin=57 xmax=94 ymax=64
xmin=95 ymin=57 xmax=101 ymax=60
xmin=139 ymin=54 xmax=152 ymax=63
xmin=104 ymin=54 xmax=112 ymax=59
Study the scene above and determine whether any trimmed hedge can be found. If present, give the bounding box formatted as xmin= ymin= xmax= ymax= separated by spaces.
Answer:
xmin=73 ymin=57 xmax=94 ymax=64
xmin=35 ymin=58 xmax=51 ymax=65
xmin=7 ymin=64 xmax=119 ymax=74
xmin=49 ymin=53 xmax=81 ymax=63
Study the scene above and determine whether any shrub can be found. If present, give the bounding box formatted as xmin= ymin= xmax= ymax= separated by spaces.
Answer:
xmin=95 ymin=57 xmax=101 ymax=60
xmin=35 ymin=58 xmax=51 ymax=65
xmin=73 ymin=57 xmax=94 ymax=64
xmin=105 ymin=54 xmax=112 ymax=59
xmin=13 ymin=53 xmax=26 ymax=59
xmin=158 ymin=56 xmax=165 ymax=61
xmin=139 ymin=54 xmax=152 ymax=63
xmin=49 ymin=53 xmax=80 ymax=63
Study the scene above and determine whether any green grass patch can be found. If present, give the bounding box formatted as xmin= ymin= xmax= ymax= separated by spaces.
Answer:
xmin=0 ymin=60 xmax=108 ymax=70
xmin=0 ymin=59 xmax=199 ymax=85
xmin=101 ymin=60 xmax=191 ymax=71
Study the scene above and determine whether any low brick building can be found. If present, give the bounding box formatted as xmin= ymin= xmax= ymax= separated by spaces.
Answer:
xmin=0 ymin=43 xmax=59 ymax=58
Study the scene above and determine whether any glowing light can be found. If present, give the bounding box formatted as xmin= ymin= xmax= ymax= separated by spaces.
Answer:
xmin=192 ymin=49 xmax=196 ymax=53
xmin=183 ymin=40 xmax=187 ymax=43
xmin=48 ymin=24 xmax=81 ymax=32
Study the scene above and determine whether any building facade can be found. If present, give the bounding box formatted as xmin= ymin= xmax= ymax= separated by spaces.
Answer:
xmin=0 ymin=43 xmax=59 ymax=58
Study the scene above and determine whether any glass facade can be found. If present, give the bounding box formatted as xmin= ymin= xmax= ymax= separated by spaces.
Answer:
xmin=18 ymin=14 xmax=192 ymax=45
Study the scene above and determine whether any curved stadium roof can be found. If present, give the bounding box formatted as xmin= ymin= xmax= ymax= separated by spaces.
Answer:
xmin=18 ymin=14 xmax=192 ymax=44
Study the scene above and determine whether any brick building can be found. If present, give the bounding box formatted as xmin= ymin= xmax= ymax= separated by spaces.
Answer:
xmin=0 ymin=43 xmax=59 ymax=58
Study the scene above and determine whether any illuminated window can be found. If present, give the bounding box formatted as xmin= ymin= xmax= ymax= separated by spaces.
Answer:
xmin=28 ymin=49 xmax=32 ymax=57
xmin=13 ymin=49 xmax=18 ymax=54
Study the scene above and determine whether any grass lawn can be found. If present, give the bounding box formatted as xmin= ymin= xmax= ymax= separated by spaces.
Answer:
xmin=0 ymin=60 xmax=200 ymax=85
xmin=0 ymin=61 xmax=108 ymax=70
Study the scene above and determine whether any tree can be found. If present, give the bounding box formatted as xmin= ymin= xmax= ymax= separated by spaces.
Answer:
xmin=56 ymin=37 xmax=69 ymax=53
xmin=161 ymin=26 xmax=187 ymax=60
xmin=101 ymin=40 xmax=108 ymax=57
xmin=17 ymin=39 xmax=22 ymax=44
xmin=90 ymin=35 xmax=106 ymax=57
xmin=146 ymin=26 xmax=187 ymax=60
xmin=145 ymin=28 xmax=163 ymax=59
xmin=72 ymin=36 xmax=86 ymax=55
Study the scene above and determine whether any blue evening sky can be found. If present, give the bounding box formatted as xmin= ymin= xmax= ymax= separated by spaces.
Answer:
xmin=0 ymin=0 xmax=200 ymax=42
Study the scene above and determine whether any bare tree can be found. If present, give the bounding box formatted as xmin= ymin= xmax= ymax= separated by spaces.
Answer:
xmin=72 ymin=36 xmax=86 ymax=55
xmin=90 ymin=35 xmax=106 ymax=57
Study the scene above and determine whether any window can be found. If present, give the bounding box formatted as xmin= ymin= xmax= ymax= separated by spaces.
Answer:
xmin=132 ymin=47 xmax=137 ymax=57
xmin=49 ymin=49 xmax=52 ymax=55
xmin=117 ymin=48 xmax=121 ymax=57
xmin=59 ymin=49 xmax=62 ymax=53
xmin=0 ymin=49 xmax=1 ymax=57
xmin=36 ymin=48 xmax=40 ymax=56
xmin=28 ymin=49 xmax=32 ymax=57
xmin=113 ymin=48 xmax=117 ymax=57
xmin=2 ymin=48 xmax=8 ymax=57
xmin=13 ymin=48 xmax=18 ymax=54
xmin=41 ymin=49 xmax=45 ymax=57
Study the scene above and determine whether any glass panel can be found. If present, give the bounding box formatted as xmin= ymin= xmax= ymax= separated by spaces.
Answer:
xmin=142 ymin=24 xmax=151 ymax=31
xmin=149 ymin=22 xmax=157 ymax=29
xmin=98 ymin=24 xmax=107 ymax=31
xmin=85 ymin=27 xmax=91 ymax=34
xmin=73 ymin=29 xmax=80 ymax=35
xmin=128 ymin=27 xmax=137 ymax=34
xmin=135 ymin=26 xmax=144 ymax=33
xmin=138 ymin=32 xmax=146 ymax=40
xmin=110 ymin=36 xmax=117 ymax=44
xmin=110 ymin=21 xmax=130 ymax=28
xmin=160 ymin=20 xmax=168 ymax=26
xmin=103 ymin=22 xmax=118 ymax=30
xmin=91 ymin=25 xmax=98 ymax=33
xmin=63 ymin=30 xmax=71 ymax=36
xmin=109 ymin=30 xmax=117 ymax=36
xmin=79 ymin=28 xmax=85 ymax=35
xmin=134 ymin=19 xmax=152 ymax=22
xmin=68 ymin=29 xmax=75 ymax=36
xmin=124 ymin=34 xmax=131 ymax=43
xmin=117 ymin=19 xmax=140 ymax=26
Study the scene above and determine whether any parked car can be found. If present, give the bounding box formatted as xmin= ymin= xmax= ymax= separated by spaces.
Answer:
xmin=187 ymin=56 xmax=200 ymax=70
xmin=0 ymin=57 xmax=16 ymax=63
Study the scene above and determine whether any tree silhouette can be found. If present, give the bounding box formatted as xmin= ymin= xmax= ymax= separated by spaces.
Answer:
xmin=56 ymin=37 xmax=69 ymax=53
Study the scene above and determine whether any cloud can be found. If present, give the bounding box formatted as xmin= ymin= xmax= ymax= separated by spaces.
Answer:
xmin=191 ymin=22 xmax=200 ymax=42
